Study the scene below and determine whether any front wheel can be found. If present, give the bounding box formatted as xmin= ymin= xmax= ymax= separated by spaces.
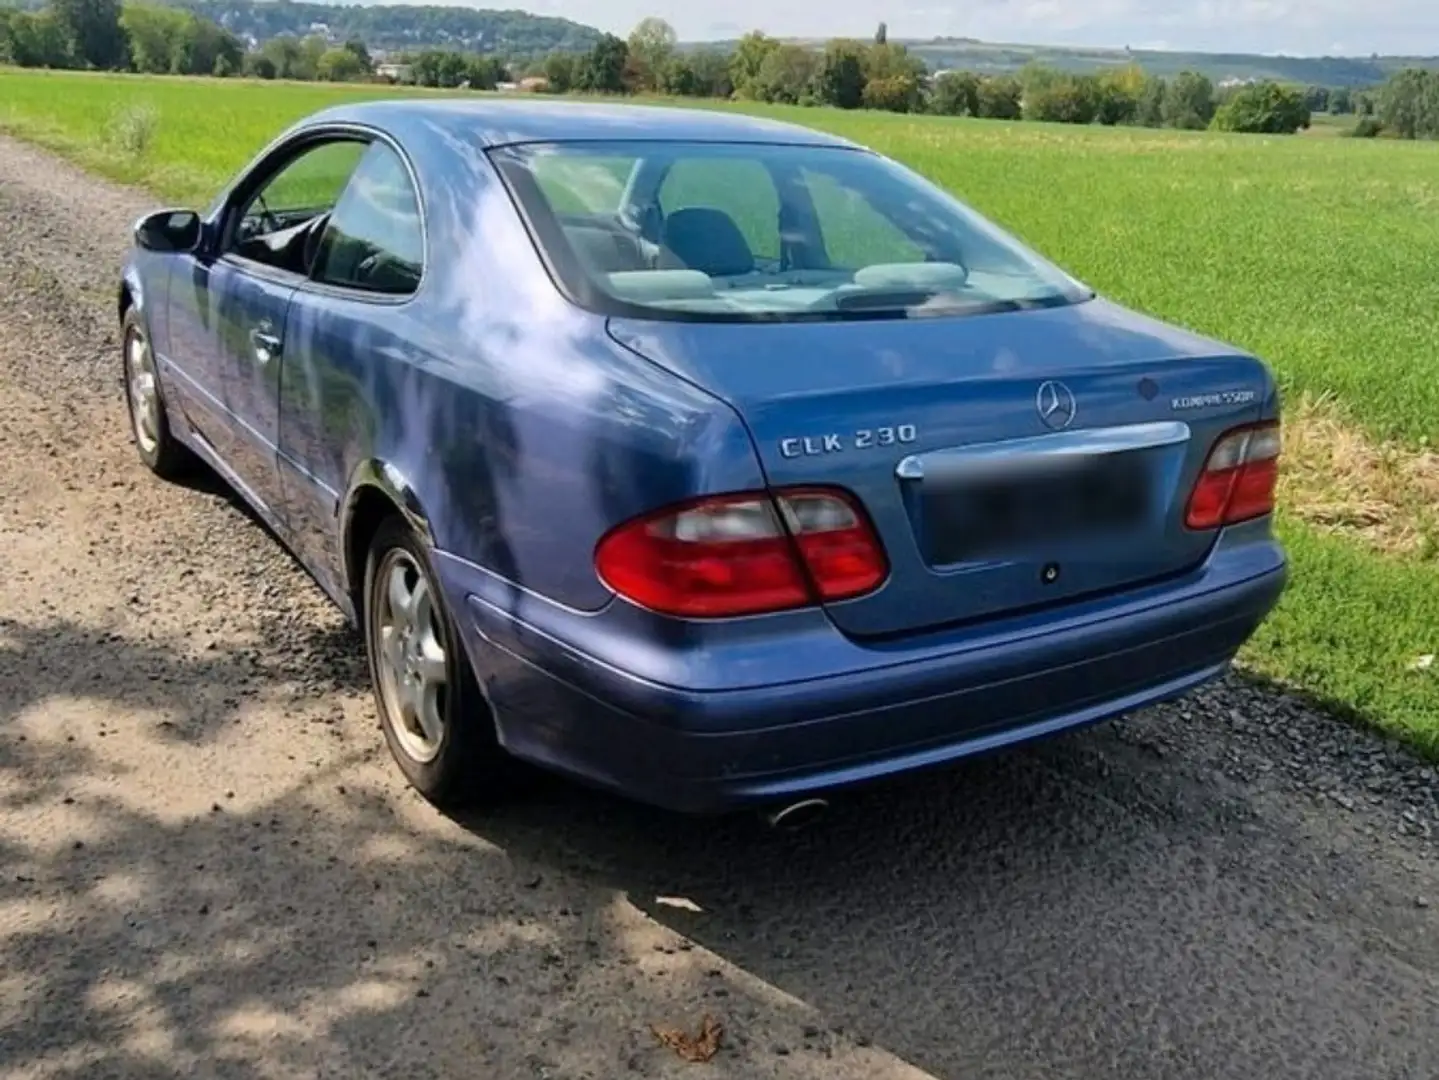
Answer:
xmin=362 ymin=515 xmax=516 ymax=807
xmin=121 ymin=306 xmax=195 ymax=479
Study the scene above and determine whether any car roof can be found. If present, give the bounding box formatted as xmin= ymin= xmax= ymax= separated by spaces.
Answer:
xmin=301 ymin=97 xmax=862 ymax=151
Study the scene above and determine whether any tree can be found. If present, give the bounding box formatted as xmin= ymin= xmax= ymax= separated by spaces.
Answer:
xmin=1378 ymin=68 xmax=1439 ymax=139
xmin=874 ymin=21 xmax=887 ymax=45
xmin=51 ymin=0 xmax=125 ymax=69
xmin=814 ymin=39 xmax=867 ymax=109
xmin=342 ymin=38 xmax=372 ymax=72
xmin=729 ymin=30 xmax=780 ymax=99
xmin=975 ymin=74 xmax=1022 ymax=120
xmin=466 ymin=54 xmax=507 ymax=90
xmin=1025 ymin=74 xmax=1100 ymax=125
xmin=317 ymin=45 xmax=368 ymax=81
xmin=575 ymin=33 xmax=627 ymax=93
xmin=931 ymin=70 xmax=980 ymax=116
xmin=1211 ymin=80 xmax=1311 ymax=134
xmin=1302 ymin=84 xmax=1330 ymax=112
xmin=1161 ymin=71 xmax=1216 ymax=129
xmin=242 ymin=51 xmax=276 ymax=79
xmin=118 ymin=1 xmax=187 ymax=74
xmin=1134 ymin=74 xmax=1166 ymax=126
xmin=865 ymin=41 xmax=925 ymax=83
xmin=750 ymin=43 xmax=819 ymax=104
xmin=1 ymin=9 xmax=73 ymax=67
xmin=1329 ymin=86 xmax=1353 ymax=114
xmin=1094 ymin=65 xmax=1144 ymax=125
xmin=259 ymin=36 xmax=307 ymax=80
xmin=863 ymin=74 xmax=921 ymax=113
xmin=625 ymin=16 xmax=675 ymax=93
xmin=543 ymin=51 xmax=577 ymax=93
xmin=171 ymin=15 xmax=242 ymax=77
xmin=682 ymin=47 xmax=733 ymax=98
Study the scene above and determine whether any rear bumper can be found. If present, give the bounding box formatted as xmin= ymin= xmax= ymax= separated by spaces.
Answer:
xmin=438 ymin=537 xmax=1287 ymax=814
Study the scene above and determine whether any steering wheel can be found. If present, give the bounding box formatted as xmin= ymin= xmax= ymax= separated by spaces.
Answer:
xmin=252 ymin=192 xmax=281 ymax=236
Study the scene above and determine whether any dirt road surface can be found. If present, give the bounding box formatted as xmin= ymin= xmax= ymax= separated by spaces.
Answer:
xmin=1 ymin=134 xmax=1436 ymax=1080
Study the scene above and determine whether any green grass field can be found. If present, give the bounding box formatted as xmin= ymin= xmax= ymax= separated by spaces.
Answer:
xmin=3 ymin=67 xmax=1436 ymax=755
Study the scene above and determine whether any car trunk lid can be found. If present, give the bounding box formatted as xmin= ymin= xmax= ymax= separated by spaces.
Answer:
xmin=607 ymin=298 xmax=1273 ymax=639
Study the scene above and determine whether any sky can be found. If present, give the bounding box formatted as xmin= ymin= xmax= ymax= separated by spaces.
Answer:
xmin=478 ymin=0 xmax=1439 ymax=57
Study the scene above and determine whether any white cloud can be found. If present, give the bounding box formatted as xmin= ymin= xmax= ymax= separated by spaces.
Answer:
xmin=508 ymin=0 xmax=1439 ymax=56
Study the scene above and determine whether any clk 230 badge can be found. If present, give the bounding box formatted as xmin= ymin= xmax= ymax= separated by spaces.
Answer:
xmin=779 ymin=425 xmax=918 ymax=458
xmin=1171 ymin=389 xmax=1258 ymax=411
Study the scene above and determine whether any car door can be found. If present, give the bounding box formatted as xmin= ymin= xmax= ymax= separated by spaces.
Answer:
xmin=274 ymin=139 xmax=427 ymax=597
xmin=177 ymin=137 xmax=369 ymax=528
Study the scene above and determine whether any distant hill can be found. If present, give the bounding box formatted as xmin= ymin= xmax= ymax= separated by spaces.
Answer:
xmin=690 ymin=34 xmax=1439 ymax=88
xmin=170 ymin=0 xmax=603 ymax=56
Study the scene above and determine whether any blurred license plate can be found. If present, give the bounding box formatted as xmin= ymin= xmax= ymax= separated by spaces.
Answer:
xmin=921 ymin=452 xmax=1151 ymax=565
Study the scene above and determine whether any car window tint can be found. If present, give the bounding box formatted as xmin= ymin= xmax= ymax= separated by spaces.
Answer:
xmin=658 ymin=158 xmax=780 ymax=263
xmin=802 ymin=168 xmax=925 ymax=269
xmin=312 ymin=141 xmax=424 ymax=296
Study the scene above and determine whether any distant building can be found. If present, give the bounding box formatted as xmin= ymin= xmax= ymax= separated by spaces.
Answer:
xmin=376 ymin=62 xmax=412 ymax=83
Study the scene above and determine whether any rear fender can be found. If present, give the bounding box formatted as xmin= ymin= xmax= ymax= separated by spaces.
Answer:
xmin=340 ymin=458 xmax=435 ymax=600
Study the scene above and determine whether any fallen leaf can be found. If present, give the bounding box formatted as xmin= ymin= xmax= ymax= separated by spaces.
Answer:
xmin=656 ymin=895 xmax=703 ymax=913
xmin=651 ymin=1014 xmax=723 ymax=1063
xmin=1408 ymin=654 xmax=1435 ymax=672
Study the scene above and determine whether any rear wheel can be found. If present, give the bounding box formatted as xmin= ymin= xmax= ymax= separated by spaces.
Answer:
xmin=122 ymin=306 xmax=195 ymax=479
xmin=362 ymin=515 xmax=515 ymax=807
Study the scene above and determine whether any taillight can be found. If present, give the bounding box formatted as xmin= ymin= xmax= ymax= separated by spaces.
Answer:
xmin=1185 ymin=421 xmax=1282 ymax=530
xmin=594 ymin=487 xmax=887 ymax=618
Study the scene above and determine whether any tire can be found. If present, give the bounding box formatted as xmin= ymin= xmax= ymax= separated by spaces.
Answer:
xmin=362 ymin=514 xmax=515 ymax=807
xmin=121 ymin=306 xmax=195 ymax=479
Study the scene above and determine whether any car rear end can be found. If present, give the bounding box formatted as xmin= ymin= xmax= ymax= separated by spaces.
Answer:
xmin=460 ymin=133 xmax=1287 ymax=813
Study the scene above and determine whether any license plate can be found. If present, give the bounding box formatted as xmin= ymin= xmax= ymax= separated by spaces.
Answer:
xmin=921 ymin=452 xmax=1152 ymax=565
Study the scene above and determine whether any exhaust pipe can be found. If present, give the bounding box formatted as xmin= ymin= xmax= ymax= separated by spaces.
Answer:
xmin=764 ymin=797 xmax=830 ymax=831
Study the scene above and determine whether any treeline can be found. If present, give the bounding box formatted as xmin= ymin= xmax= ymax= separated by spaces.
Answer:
xmin=4 ymin=2 xmax=1438 ymax=141
xmin=534 ymin=22 xmax=1316 ymax=134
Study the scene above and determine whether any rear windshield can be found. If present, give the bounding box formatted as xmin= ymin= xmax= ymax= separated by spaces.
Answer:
xmin=488 ymin=139 xmax=1092 ymax=323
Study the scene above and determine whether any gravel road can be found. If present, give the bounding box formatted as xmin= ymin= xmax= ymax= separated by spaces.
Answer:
xmin=1 ymin=133 xmax=1436 ymax=1080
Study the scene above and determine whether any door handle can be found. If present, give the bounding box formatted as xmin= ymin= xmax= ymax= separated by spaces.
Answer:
xmin=249 ymin=327 xmax=282 ymax=364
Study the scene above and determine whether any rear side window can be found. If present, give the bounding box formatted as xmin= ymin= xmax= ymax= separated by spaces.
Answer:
xmin=312 ymin=142 xmax=424 ymax=296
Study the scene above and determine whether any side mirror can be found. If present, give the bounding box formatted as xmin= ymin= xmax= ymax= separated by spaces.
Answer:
xmin=134 ymin=208 xmax=202 ymax=254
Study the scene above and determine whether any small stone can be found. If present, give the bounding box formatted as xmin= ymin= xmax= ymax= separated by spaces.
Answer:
xmin=771 ymin=1044 xmax=790 ymax=1056
xmin=1417 ymin=896 xmax=1431 ymax=909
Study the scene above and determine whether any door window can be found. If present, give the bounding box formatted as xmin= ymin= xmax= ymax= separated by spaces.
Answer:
xmin=229 ymin=139 xmax=368 ymax=275
xmin=311 ymin=142 xmax=425 ymax=296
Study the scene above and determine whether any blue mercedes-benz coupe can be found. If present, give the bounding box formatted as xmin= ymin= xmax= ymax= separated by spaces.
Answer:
xmin=118 ymin=99 xmax=1287 ymax=817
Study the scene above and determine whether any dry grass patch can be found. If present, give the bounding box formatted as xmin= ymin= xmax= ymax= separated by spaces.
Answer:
xmin=1280 ymin=391 xmax=1439 ymax=558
